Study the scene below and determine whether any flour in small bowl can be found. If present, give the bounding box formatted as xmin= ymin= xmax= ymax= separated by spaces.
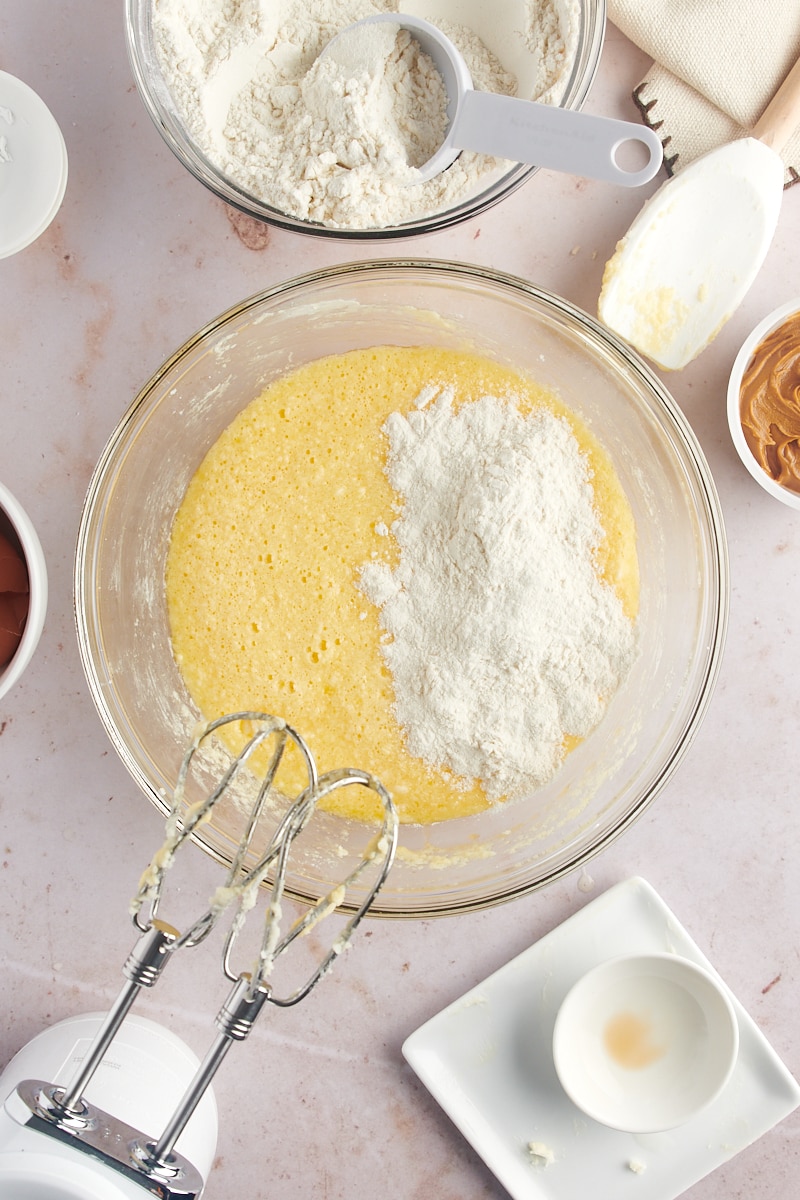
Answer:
xmin=151 ymin=0 xmax=580 ymax=229
xmin=358 ymin=386 xmax=637 ymax=802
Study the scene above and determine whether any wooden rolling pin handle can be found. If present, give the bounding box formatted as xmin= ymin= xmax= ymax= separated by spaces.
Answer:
xmin=753 ymin=54 xmax=800 ymax=151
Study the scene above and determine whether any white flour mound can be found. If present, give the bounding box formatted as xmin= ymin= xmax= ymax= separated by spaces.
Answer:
xmin=152 ymin=0 xmax=581 ymax=229
xmin=358 ymin=387 xmax=637 ymax=802
xmin=300 ymin=21 xmax=448 ymax=175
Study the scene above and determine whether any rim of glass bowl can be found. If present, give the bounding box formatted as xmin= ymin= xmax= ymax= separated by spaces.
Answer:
xmin=124 ymin=0 xmax=607 ymax=240
xmin=74 ymin=260 xmax=729 ymax=918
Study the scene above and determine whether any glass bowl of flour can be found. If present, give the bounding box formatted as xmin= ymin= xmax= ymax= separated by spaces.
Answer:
xmin=75 ymin=261 xmax=728 ymax=916
xmin=125 ymin=0 xmax=603 ymax=237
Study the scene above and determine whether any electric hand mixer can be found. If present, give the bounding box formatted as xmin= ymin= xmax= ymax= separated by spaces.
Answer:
xmin=0 ymin=712 xmax=398 ymax=1198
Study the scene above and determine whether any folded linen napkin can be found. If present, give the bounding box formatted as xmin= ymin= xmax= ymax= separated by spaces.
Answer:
xmin=608 ymin=0 xmax=800 ymax=186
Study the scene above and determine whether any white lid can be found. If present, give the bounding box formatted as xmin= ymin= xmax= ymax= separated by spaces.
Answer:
xmin=0 ymin=70 xmax=68 ymax=259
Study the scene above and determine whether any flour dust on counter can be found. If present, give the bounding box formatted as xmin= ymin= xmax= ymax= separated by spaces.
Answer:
xmin=152 ymin=0 xmax=580 ymax=228
xmin=165 ymin=345 xmax=639 ymax=825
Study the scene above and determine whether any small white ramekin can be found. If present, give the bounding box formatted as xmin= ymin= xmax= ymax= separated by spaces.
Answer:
xmin=727 ymin=299 xmax=800 ymax=510
xmin=552 ymin=952 xmax=739 ymax=1133
xmin=0 ymin=482 xmax=48 ymax=701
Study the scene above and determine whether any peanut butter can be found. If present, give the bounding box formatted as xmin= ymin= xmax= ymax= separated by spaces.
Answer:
xmin=740 ymin=312 xmax=800 ymax=494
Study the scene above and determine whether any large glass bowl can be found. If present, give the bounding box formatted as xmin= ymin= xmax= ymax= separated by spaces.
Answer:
xmin=124 ymin=0 xmax=605 ymax=239
xmin=75 ymin=260 xmax=728 ymax=917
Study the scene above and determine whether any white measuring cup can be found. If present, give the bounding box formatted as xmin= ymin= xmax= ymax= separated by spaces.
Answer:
xmin=323 ymin=14 xmax=663 ymax=187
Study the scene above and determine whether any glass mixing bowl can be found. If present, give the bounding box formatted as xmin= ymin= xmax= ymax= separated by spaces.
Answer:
xmin=75 ymin=261 xmax=728 ymax=917
xmin=124 ymin=0 xmax=605 ymax=239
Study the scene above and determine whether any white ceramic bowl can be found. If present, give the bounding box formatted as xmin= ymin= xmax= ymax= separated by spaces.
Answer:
xmin=552 ymin=952 xmax=739 ymax=1133
xmin=0 ymin=482 xmax=47 ymax=701
xmin=727 ymin=298 xmax=800 ymax=510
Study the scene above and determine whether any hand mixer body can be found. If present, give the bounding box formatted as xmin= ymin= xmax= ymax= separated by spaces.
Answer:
xmin=0 ymin=1012 xmax=218 ymax=1198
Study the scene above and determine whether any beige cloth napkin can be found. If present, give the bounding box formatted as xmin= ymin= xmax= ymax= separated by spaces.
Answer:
xmin=608 ymin=0 xmax=800 ymax=187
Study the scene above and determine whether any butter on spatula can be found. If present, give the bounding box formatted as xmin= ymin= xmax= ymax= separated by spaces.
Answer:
xmin=598 ymin=55 xmax=800 ymax=371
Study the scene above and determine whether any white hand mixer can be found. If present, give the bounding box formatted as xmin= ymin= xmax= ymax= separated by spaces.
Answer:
xmin=0 ymin=712 xmax=398 ymax=1198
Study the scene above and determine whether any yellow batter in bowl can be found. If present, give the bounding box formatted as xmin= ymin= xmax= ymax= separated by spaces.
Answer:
xmin=166 ymin=345 xmax=638 ymax=824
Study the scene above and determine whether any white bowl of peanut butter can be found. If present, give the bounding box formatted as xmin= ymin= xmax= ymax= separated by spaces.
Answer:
xmin=728 ymin=299 xmax=800 ymax=509
xmin=552 ymin=953 xmax=739 ymax=1133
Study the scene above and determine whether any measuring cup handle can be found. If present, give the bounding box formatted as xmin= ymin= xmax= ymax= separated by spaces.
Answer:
xmin=452 ymin=90 xmax=663 ymax=188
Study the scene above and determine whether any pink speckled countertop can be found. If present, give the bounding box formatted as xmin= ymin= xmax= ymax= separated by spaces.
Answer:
xmin=1 ymin=6 xmax=799 ymax=1199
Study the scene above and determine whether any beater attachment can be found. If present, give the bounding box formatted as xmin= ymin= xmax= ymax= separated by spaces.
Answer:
xmin=6 ymin=712 xmax=398 ymax=1198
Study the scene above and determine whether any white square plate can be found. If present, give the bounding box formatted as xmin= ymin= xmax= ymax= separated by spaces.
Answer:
xmin=402 ymin=876 xmax=800 ymax=1199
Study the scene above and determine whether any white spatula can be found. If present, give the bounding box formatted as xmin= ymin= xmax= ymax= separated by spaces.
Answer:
xmin=598 ymin=55 xmax=800 ymax=371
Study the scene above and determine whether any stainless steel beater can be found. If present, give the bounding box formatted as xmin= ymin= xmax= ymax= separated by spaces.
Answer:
xmin=4 ymin=711 xmax=398 ymax=1198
